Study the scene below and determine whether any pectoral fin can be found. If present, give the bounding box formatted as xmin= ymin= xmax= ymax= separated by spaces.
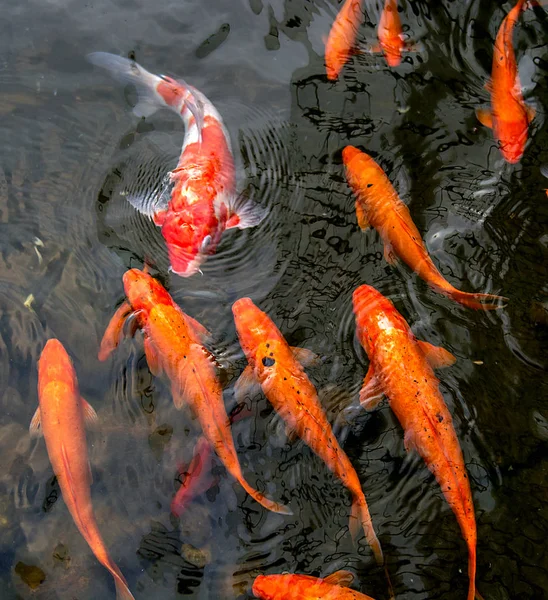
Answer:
xmin=359 ymin=365 xmax=384 ymax=411
xmin=185 ymin=315 xmax=212 ymax=341
xmin=404 ymin=428 xmax=417 ymax=453
xmin=98 ymin=301 xmax=133 ymax=361
xmin=416 ymin=340 xmax=456 ymax=369
xmin=29 ymin=407 xmax=42 ymax=437
xmin=81 ymin=398 xmax=99 ymax=427
xmin=234 ymin=364 xmax=260 ymax=400
xmin=144 ymin=336 xmax=162 ymax=376
xmin=526 ymin=104 xmax=536 ymax=123
xmin=324 ymin=570 xmax=355 ymax=587
xmin=290 ymin=346 xmax=321 ymax=367
xmin=476 ymin=108 xmax=494 ymax=129
xmin=285 ymin=424 xmax=298 ymax=444
xmin=355 ymin=201 xmax=370 ymax=230
xmin=383 ymin=240 xmax=398 ymax=265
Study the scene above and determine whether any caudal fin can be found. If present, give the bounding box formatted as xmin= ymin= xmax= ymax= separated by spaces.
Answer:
xmin=349 ymin=496 xmax=383 ymax=565
xmin=239 ymin=479 xmax=293 ymax=515
xmin=467 ymin=542 xmax=477 ymax=600
xmin=447 ymin=289 xmax=508 ymax=311
xmin=114 ymin=577 xmax=136 ymax=600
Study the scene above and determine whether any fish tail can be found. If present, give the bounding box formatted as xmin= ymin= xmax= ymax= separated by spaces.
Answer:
xmin=467 ymin=542 xmax=477 ymax=600
xmin=87 ymin=52 xmax=165 ymax=118
xmin=114 ymin=576 xmax=136 ymax=600
xmin=239 ymin=479 xmax=293 ymax=515
xmin=349 ymin=496 xmax=384 ymax=565
xmin=447 ymin=289 xmax=508 ymax=311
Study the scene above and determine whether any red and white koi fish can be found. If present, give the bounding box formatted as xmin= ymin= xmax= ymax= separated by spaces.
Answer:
xmin=353 ymin=285 xmax=478 ymax=600
xmin=476 ymin=0 xmax=536 ymax=163
xmin=232 ymin=298 xmax=386 ymax=569
xmin=30 ymin=339 xmax=134 ymax=600
xmin=253 ymin=570 xmax=376 ymax=599
xmin=325 ymin=0 xmax=364 ymax=80
xmin=87 ymin=52 xmax=266 ymax=276
xmin=343 ymin=145 xmax=508 ymax=310
xmin=99 ymin=268 xmax=290 ymax=516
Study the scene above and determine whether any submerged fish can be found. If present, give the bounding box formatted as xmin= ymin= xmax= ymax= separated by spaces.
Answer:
xmin=99 ymin=268 xmax=290 ymax=515
xmin=232 ymin=298 xmax=386 ymax=570
xmin=87 ymin=52 xmax=266 ymax=276
xmin=353 ymin=285 xmax=478 ymax=600
xmin=372 ymin=0 xmax=409 ymax=67
xmin=252 ymin=570 xmax=376 ymax=599
xmin=30 ymin=339 xmax=135 ymax=600
xmin=343 ymin=145 xmax=507 ymax=310
xmin=476 ymin=0 xmax=536 ymax=163
xmin=325 ymin=0 xmax=364 ymax=80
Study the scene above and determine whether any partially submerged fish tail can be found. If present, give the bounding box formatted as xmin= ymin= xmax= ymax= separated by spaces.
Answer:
xmin=114 ymin=574 xmax=136 ymax=600
xmin=238 ymin=479 xmax=293 ymax=515
xmin=467 ymin=542 xmax=477 ymax=600
xmin=349 ymin=496 xmax=384 ymax=565
xmin=447 ymin=289 xmax=508 ymax=311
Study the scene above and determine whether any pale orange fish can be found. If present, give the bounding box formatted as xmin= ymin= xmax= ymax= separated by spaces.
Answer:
xmin=325 ymin=0 xmax=364 ymax=80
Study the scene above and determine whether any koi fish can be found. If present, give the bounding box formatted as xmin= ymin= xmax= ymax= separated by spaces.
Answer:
xmin=476 ymin=0 xmax=536 ymax=163
xmin=325 ymin=0 xmax=364 ymax=80
xmin=353 ymin=285 xmax=477 ymax=600
xmin=232 ymin=298 xmax=385 ymax=568
xmin=252 ymin=570 xmax=376 ymax=599
xmin=87 ymin=52 xmax=266 ymax=276
xmin=343 ymin=145 xmax=507 ymax=310
xmin=373 ymin=0 xmax=407 ymax=67
xmin=30 ymin=339 xmax=135 ymax=600
xmin=99 ymin=268 xmax=290 ymax=516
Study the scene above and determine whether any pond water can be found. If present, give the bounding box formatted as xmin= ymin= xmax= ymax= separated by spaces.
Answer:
xmin=1 ymin=0 xmax=548 ymax=599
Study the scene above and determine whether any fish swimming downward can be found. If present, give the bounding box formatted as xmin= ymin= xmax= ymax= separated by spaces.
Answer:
xmin=343 ymin=145 xmax=508 ymax=310
xmin=30 ymin=339 xmax=135 ymax=600
xmin=87 ymin=52 xmax=266 ymax=276
xmin=252 ymin=570 xmax=376 ymax=600
xmin=353 ymin=285 xmax=478 ymax=600
xmin=232 ymin=298 xmax=389 ymax=579
xmin=476 ymin=0 xmax=537 ymax=163
xmin=99 ymin=268 xmax=290 ymax=516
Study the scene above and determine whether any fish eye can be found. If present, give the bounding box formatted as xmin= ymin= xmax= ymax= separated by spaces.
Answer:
xmin=262 ymin=357 xmax=275 ymax=367
xmin=200 ymin=235 xmax=212 ymax=252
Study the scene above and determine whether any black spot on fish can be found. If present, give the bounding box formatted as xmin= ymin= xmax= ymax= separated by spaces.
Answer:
xmin=436 ymin=412 xmax=444 ymax=423
xmin=262 ymin=357 xmax=275 ymax=367
xmin=367 ymin=183 xmax=373 ymax=188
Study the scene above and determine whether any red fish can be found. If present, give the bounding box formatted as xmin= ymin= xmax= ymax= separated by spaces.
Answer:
xmin=30 ymin=339 xmax=135 ymax=600
xmin=99 ymin=269 xmax=290 ymax=516
xmin=343 ymin=145 xmax=508 ymax=310
xmin=476 ymin=0 xmax=536 ymax=163
xmin=87 ymin=52 xmax=265 ymax=276
xmin=325 ymin=0 xmax=364 ymax=80
xmin=232 ymin=298 xmax=385 ymax=568
xmin=252 ymin=570 xmax=375 ymax=599
xmin=353 ymin=285 xmax=478 ymax=600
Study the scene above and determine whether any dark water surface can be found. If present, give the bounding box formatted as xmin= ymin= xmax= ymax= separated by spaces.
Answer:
xmin=1 ymin=0 xmax=548 ymax=598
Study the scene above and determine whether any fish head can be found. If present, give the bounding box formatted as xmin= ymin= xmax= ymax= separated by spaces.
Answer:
xmin=342 ymin=146 xmax=379 ymax=191
xmin=352 ymin=285 xmax=407 ymax=353
xmin=252 ymin=575 xmax=290 ymax=599
xmin=232 ymin=298 xmax=282 ymax=362
xmin=38 ymin=339 xmax=78 ymax=395
xmin=123 ymin=268 xmax=173 ymax=314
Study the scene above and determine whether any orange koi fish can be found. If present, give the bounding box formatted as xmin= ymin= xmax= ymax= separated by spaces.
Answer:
xmin=476 ymin=0 xmax=536 ymax=163
xmin=30 ymin=339 xmax=135 ymax=600
xmin=87 ymin=52 xmax=265 ymax=276
xmin=232 ymin=298 xmax=385 ymax=567
xmin=99 ymin=269 xmax=290 ymax=516
xmin=374 ymin=0 xmax=407 ymax=67
xmin=253 ymin=570 xmax=376 ymax=600
xmin=343 ymin=145 xmax=507 ymax=310
xmin=353 ymin=285 xmax=478 ymax=600
xmin=325 ymin=0 xmax=364 ymax=80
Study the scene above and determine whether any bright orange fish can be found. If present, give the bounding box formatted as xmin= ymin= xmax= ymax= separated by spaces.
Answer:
xmin=353 ymin=285 xmax=478 ymax=600
xmin=375 ymin=0 xmax=407 ymax=67
xmin=325 ymin=0 xmax=364 ymax=80
xmin=476 ymin=0 xmax=536 ymax=163
xmin=99 ymin=269 xmax=290 ymax=516
xmin=253 ymin=570 xmax=375 ymax=600
xmin=232 ymin=298 xmax=385 ymax=568
xmin=30 ymin=339 xmax=135 ymax=600
xmin=343 ymin=145 xmax=508 ymax=310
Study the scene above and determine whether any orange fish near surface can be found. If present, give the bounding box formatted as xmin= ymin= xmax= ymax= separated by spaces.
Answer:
xmin=99 ymin=269 xmax=290 ymax=516
xmin=375 ymin=0 xmax=407 ymax=67
xmin=253 ymin=570 xmax=376 ymax=599
xmin=343 ymin=145 xmax=508 ymax=310
xmin=325 ymin=0 xmax=364 ymax=80
xmin=353 ymin=285 xmax=478 ymax=600
xmin=476 ymin=0 xmax=536 ymax=163
xmin=232 ymin=298 xmax=385 ymax=569
xmin=30 ymin=339 xmax=135 ymax=600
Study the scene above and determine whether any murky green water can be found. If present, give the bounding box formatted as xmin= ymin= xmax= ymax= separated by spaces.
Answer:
xmin=1 ymin=0 xmax=548 ymax=598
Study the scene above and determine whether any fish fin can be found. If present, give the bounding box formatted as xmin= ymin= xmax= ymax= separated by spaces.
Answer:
xmin=484 ymin=80 xmax=493 ymax=93
xmin=81 ymin=398 xmax=99 ymax=427
xmin=359 ymin=366 xmax=384 ymax=411
xmin=285 ymin=424 xmax=299 ymax=444
xmin=87 ymin=52 xmax=164 ymax=119
xmin=404 ymin=428 xmax=417 ymax=453
xmin=476 ymin=108 xmax=494 ymax=129
xmin=226 ymin=192 xmax=267 ymax=229
xmin=171 ymin=384 xmax=187 ymax=410
xmin=383 ymin=241 xmax=398 ymax=265
xmin=526 ymin=104 xmax=536 ymax=123
xmin=290 ymin=346 xmax=322 ymax=367
xmin=323 ymin=570 xmax=355 ymax=587
xmin=369 ymin=43 xmax=383 ymax=53
xmin=123 ymin=174 xmax=172 ymax=220
xmin=238 ymin=479 xmax=293 ymax=515
xmin=355 ymin=201 xmax=370 ymax=230
xmin=234 ymin=364 xmax=260 ymax=400
xmin=185 ymin=314 xmax=212 ymax=341
xmin=98 ymin=301 xmax=133 ymax=361
xmin=29 ymin=407 xmax=42 ymax=437
xmin=179 ymin=84 xmax=206 ymax=144
xmin=144 ymin=336 xmax=162 ymax=376
xmin=416 ymin=340 xmax=456 ymax=369
xmin=349 ymin=497 xmax=384 ymax=566
xmin=114 ymin=578 xmax=136 ymax=600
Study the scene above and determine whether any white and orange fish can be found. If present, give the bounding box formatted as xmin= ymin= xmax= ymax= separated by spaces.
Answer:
xmin=30 ymin=339 xmax=135 ymax=600
xmin=87 ymin=52 xmax=266 ymax=276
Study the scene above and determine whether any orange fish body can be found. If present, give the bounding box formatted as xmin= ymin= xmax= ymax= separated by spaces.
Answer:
xmin=476 ymin=0 xmax=536 ymax=163
xmin=99 ymin=269 xmax=289 ymax=516
xmin=353 ymin=285 xmax=477 ymax=600
xmin=343 ymin=145 xmax=507 ymax=310
xmin=378 ymin=0 xmax=405 ymax=67
xmin=31 ymin=339 xmax=134 ymax=600
xmin=252 ymin=571 xmax=376 ymax=600
xmin=325 ymin=0 xmax=364 ymax=80
xmin=232 ymin=298 xmax=384 ymax=566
